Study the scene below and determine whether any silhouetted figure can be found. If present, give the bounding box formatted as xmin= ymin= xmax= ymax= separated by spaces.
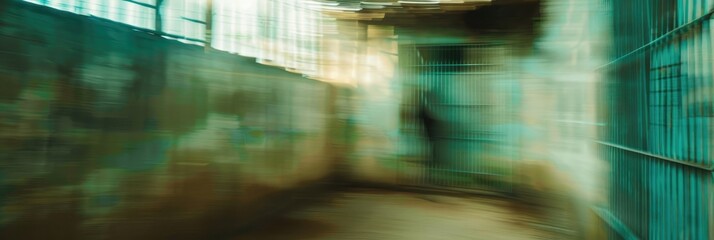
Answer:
xmin=418 ymin=91 xmax=441 ymax=170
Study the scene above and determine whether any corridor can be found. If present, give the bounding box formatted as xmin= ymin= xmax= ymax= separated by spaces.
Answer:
xmin=1 ymin=0 xmax=712 ymax=239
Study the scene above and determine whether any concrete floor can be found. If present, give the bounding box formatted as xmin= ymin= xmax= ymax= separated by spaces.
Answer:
xmin=234 ymin=189 xmax=573 ymax=240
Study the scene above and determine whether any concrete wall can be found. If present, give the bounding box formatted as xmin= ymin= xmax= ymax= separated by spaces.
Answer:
xmin=0 ymin=2 xmax=337 ymax=239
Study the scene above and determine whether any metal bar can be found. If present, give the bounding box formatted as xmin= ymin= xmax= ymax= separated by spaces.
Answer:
xmin=123 ymin=0 xmax=156 ymax=8
xmin=182 ymin=16 xmax=207 ymax=24
xmin=204 ymin=0 xmax=213 ymax=49
xmin=592 ymin=206 xmax=640 ymax=240
xmin=158 ymin=32 xmax=207 ymax=43
xmin=650 ymin=62 xmax=683 ymax=69
xmin=155 ymin=0 xmax=165 ymax=33
xmin=597 ymin=8 xmax=714 ymax=71
xmin=596 ymin=141 xmax=713 ymax=171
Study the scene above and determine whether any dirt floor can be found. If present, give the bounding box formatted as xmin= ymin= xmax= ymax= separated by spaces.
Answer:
xmin=233 ymin=188 xmax=575 ymax=240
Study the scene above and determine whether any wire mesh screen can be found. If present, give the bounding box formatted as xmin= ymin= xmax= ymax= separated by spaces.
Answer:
xmin=397 ymin=43 xmax=518 ymax=193
xmin=599 ymin=0 xmax=714 ymax=239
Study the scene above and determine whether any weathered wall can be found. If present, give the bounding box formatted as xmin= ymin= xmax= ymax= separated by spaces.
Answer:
xmin=0 ymin=2 xmax=336 ymax=239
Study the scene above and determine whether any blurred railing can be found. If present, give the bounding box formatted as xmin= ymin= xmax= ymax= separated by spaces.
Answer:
xmin=598 ymin=0 xmax=714 ymax=238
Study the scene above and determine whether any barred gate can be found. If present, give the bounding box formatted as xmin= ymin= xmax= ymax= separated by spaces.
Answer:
xmin=598 ymin=1 xmax=714 ymax=239
xmin=397 ymin=43 xmax=519 ymax=193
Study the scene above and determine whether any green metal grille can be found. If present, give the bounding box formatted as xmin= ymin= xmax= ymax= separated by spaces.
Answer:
xmin=397 ymin=43 xmax=519 ymax=193
xmin=599 ymin=0 xmax=714 ymax=239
